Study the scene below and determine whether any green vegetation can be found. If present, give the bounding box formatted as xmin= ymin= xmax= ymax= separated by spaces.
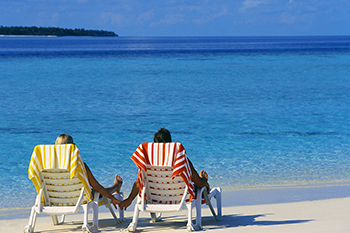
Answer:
xmin=0 ymin=26 xmax=118 ymax=36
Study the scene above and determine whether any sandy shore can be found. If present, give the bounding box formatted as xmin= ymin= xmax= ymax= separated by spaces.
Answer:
xmin=2 ymin=195 xmax=350 ymax=233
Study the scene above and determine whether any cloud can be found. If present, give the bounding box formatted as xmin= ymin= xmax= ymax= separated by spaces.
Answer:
xmin=51 ymin=12 xmax=59 ymax=20
xmin=147 ymin=2 xmax=229 ymax=27
xmin=193 ymin=7 xmax=228 ymax=24
xmin=151 ymin=13 xmax=186 ymax=26
xmin=100 ymin=12 xmax=127 ymax=27
xmin=280 ymin=12 xmax=301 ymax=24
xmin=240 ymin=0 xmax=267 ymax=11
xmin=136 ymin=10 xmax=155 ymax=25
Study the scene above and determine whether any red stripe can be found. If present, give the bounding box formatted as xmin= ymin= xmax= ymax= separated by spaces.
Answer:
xmin=162 ymin=143 xmax=166 ymax=166
xmin=131 ymin=142 xmax=194 ymax=200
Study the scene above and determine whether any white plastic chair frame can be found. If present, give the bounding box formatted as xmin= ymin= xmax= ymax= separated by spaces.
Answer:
xmin=100 ymin=192 xmax=124 ymax=224
xmin=127 ymin=165 xmax=222 ymax=232
xmin=24 ymin=169 xmax=123 ymax=233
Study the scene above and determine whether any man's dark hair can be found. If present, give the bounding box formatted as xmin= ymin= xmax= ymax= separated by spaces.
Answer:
xmin=154 ymin=128 xmax=172 ymax=143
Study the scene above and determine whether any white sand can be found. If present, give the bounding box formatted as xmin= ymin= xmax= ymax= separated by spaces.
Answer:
xmin=2 ymin=197 xmax=350 ymax=233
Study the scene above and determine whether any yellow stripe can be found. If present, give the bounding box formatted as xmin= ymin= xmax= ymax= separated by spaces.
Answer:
xmin=34 ymin=146 xmax=43 ymax=172
xmin=28 ymin=144 xmax=93 ymax=202
xmin=64 ymin=144 xmax=68 ymax=169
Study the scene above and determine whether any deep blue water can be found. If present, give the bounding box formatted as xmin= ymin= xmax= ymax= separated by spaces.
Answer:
xmin=1 ymin=36 xmax=350 ymax=217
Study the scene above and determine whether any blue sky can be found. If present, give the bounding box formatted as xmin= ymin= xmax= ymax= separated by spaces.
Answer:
xmin=1 ymin=0 xmax=350 ymax=37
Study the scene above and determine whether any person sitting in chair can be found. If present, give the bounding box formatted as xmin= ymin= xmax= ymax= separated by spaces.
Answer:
xmin=55 ymin=134 xmax=123 ymax=207
xmin=119 ymin=128 xmax=210 ymax=210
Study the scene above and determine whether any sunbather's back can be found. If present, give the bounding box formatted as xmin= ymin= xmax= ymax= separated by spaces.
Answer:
xmin=40 ymin=169 xmax=87 ymax=207
xmin=144 ymin=165 xmax=188 ymax=205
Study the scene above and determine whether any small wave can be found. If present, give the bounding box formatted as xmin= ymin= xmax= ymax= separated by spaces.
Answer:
xmin=284 ymin=131 xmax=338 ymax=136
xmin=240 ymin=131 xmax=339 ymax=136
xmin=0 ymin=127 xmax=44 ymax=134
xmin=65 ymin=118 xmax=99 ymax=122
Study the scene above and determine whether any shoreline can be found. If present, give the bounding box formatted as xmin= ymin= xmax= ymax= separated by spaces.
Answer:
xmin=222 ymin=181 xmax=350 ymax=207
xmin=0 ymin=35 xmax=57 ymax=37
xmin=2 ymin=182 xmax=350 ymax=221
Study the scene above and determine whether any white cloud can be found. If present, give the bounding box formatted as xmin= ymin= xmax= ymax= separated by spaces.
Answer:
xmin=240 ymin=0 xmax=266 ymax=11
xmin=151 ymin=13 xmax=186 ymax=27
xmin=193 ymin=7 xmax=228 ymax=24
xmin=280 ymin=12 xmax=298 ymax=24
xmin=51 ymin=12 xmax=59 ymax=19
xmin=100 ymin=12 xmax=127 ymax=27
xmin=136 ymin=10 xmax=155 ymax=25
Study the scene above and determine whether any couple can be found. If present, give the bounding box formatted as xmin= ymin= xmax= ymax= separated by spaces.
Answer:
xmin=56 ymin=128 xmax=210 ymax=210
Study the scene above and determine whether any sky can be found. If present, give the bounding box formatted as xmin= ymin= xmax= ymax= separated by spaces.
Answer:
xmin=1 ymin=0 xmax=350 ymax=37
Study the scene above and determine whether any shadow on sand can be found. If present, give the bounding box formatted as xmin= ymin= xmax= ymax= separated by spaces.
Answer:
xmin=203 ymin=213 xmax=313 ymax=231
xmin=94 ymin=212 xmax=314 ymax=232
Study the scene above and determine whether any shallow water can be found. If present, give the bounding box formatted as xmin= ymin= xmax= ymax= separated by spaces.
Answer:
xmin=1 ymin=36 xmax=350 ymax=216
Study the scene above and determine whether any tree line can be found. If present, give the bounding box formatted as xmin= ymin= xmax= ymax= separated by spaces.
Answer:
xmin=0 ymin=26 xmax=118 ymax=36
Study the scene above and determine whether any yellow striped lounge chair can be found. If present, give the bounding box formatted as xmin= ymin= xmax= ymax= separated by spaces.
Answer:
xmin=23 ymin=144 xmax=123 ymax=233
xmin=127 ymin=142 xmax=222 ymax=232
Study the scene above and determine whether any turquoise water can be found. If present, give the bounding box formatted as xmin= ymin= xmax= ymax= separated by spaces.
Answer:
xmin=1 ymin=36 xmax=350 ymax=217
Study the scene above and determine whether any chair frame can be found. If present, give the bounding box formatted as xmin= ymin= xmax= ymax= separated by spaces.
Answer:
xmin=100 ymin=192 xmax=124 ymax=224
xmin=127 ymin=165 xmax=222 ymax=232
xmin=24 ymin=169 xmax=123 ymax=233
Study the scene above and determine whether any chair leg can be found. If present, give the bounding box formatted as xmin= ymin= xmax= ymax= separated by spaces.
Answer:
xmin=119 ymin=206 xmax=124 ymax=221
xmin=116 ymin=192 xmax=124 ymax=221
xmin=103 ymin=197 xmax=120 ymax=223
xmin=196 ymin=193 xmax=202 ymax=229
xmin=23 ymin=206 xmax=38 ymax=233
xmin=82 ymin=203 xmax=98 ymax=233
xmin=127 ymin=204 xmax=140 ymax=232
xmin=150 ymin=212 xmax=162 ymax=222
xmin=92 ymin=202 xmax=99 ymax=229
xmin=187 ymin=203 xmax=194 ymax=231
xmin=82 ymin=204 xmax=90 ymax=232
xmin=216 ymin=188 xmax=222 ymax=219
xmin=186 ymin=202 xmax=200 ymax=231
xmin=51 ymin=215 xmax=58 ymax=225
xmin=209 ymin=187 xmax=222 ymax=220
xmin=51 ymin=214 xmax=66 ymax=225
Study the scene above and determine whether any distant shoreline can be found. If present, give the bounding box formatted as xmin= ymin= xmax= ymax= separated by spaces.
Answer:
xmin=0 ymin=26 xmax=118 ymax=37
xmin=0 ymin=35 xmax=57 ymax=37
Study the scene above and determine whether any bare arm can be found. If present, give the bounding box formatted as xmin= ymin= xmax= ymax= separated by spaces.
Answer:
xmin=119 ymin=180 xmax=139 ymax=210
xmin=188 ymin=158 xmax=207 ymax=188
xmin=84 ymin=163 xmax=121 ymax=206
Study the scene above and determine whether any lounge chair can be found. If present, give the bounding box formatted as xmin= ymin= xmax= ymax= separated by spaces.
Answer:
xmin=24 ymin=144 xmax=123 ymax=233
xmin=127 ymin=142 xmax=222 ymax=232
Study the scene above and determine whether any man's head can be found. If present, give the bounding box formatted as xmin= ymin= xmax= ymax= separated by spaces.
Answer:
xmin=154 ymin=128 xmax=172 ymax=143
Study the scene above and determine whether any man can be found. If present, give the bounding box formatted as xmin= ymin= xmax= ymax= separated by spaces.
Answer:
xmin=119 ymin=128 xmax=209 ymax=210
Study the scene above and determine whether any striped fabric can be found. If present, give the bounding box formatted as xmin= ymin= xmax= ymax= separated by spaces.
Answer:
xmin=28 ymin=144 xmax=92 ymax=201
xmin=131 ymin=142 xmax=195 ymax=200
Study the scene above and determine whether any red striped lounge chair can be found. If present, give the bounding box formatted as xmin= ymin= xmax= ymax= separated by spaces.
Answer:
xmin=127 ymin=142 xmax=222 ymax=232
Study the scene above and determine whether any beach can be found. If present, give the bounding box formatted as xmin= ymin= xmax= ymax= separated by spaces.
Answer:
xmin=3 ymin=185 xmax=350 ymax=233
xmin=3 ymin=197 xmax=350 ymax=233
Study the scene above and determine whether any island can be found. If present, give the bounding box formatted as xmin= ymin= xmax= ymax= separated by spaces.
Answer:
xmin=0 ymin=26 xmax=118 ymax=36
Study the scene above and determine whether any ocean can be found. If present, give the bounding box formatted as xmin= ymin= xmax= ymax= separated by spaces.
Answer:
xmin=1 ymin=36 xmax=350 ymax=218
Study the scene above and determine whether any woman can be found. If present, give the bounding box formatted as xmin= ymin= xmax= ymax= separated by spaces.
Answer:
xmin=55 ymin=134 xmax=123 ymax=207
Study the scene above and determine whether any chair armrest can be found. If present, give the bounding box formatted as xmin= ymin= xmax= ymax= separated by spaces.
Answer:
xmin=177 ymin=185 xmax=189 ymax=211
xmin=140 ymin=187 xmax=146 ymax=210
xmin=34 ymin=189 xmax=44 ymax=212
